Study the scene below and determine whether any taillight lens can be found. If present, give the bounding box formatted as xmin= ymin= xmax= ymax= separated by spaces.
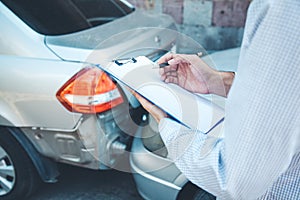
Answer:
xmin=57 ymin=67 xmax=124 ymax=114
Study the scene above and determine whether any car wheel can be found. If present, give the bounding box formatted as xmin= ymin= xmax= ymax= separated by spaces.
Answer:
xmin=177 ymin=182 xmax=216 ymax=200
xmin=192 ymin=188 xmax=216 ymax=200
xmin=0 ymin=129 xmax=40 ymax=199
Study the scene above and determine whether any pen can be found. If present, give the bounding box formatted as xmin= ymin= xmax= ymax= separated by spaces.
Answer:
xmin=152 ymin=62 xmax=169 ymax=69
xmin=159 ymin=62 xmax=169 ymax=68
xmin=153 ymin=52 xmax=202 ymax=69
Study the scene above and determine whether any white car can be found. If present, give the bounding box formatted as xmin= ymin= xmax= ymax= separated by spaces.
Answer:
xmin=0 ymin=0 xmax=177 ymax=199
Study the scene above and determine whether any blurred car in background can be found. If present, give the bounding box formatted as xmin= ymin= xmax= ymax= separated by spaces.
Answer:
xmin=0 ymin=0 xmax=177 ymax=199
xmin=130 ymin=48 xmax=240 ymax=200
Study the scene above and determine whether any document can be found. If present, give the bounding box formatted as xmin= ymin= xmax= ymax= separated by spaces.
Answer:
xmin=101 ymin=56 xmax=224 ymax=133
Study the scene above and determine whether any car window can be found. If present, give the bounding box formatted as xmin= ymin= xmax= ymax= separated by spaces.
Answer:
xmin=1 ymin=0 xmax=134 ymax=35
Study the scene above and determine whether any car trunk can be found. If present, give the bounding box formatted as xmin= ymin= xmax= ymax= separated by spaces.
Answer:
xmin=45 ymin=10 xmax=178 ymax=65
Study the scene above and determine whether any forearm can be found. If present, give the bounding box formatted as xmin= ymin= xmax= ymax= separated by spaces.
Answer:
xmin=159 ymin=118 xmax=227 ymax=197
xmin=159 ymin=116 xmax=297 ymax=199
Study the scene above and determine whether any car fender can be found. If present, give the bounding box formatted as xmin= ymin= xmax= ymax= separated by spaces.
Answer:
xmin=0 ymin=126 xmax=59 ymax=182
xmin=0 ymin=55 xmax=83 ymax=129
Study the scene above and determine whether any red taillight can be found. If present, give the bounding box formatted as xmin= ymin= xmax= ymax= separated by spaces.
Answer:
xmin=57 ymin=67 xmax=124 ymax=114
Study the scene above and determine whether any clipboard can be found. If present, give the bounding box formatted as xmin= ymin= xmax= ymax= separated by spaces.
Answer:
xmin=99 ymin=56 xmax=224 ymax=133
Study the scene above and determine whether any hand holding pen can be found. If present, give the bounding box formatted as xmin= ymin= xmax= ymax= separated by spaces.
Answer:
xmin=156 ymin=52 xmax=223 ymax=95
xmin=157 ymin=52 xmax=203 ymax=69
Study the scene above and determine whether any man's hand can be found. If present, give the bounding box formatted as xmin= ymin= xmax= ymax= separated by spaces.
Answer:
xmin=131 ymin=90 xmax=168 ymax=123
xmin=158 ymin=53 xmax=234 ymax=97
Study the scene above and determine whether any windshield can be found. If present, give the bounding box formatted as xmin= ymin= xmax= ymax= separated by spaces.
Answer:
xmin=1 ymin=0 xmax=135 ymax=35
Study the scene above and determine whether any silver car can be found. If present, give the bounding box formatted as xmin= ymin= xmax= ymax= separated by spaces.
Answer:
xmin=130 ymin=48 xmax=240 ymax=200
xmin=0 ymin=0 xmax=176 ymax=199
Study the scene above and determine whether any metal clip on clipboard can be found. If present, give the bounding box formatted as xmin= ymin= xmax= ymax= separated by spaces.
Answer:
xmin=113 ymin=57 xmax=137 ymax=66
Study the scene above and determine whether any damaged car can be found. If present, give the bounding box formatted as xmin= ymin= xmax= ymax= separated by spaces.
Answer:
xmin=0 ymin=0 xmax=177 ymax=199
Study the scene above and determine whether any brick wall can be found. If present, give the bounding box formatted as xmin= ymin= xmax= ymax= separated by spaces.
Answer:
xmin=127 ymin=0 xmax=251 ymax=51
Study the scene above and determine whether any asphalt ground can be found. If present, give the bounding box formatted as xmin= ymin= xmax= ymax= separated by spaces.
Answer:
xmin=28 ymin=163 xmax=143 ymax=200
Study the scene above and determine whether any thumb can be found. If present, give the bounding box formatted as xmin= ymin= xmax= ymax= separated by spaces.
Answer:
xmin=168 ymin=54 xmax=190 ymax=65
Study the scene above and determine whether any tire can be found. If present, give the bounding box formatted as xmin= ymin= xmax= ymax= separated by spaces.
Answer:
xmin=193 ymin=188 xmax=216 ymax=200
xmin=0 ymin=129 xmax=40 ymax=200
xmin=177 ymin=182 xmax=216 ymax=200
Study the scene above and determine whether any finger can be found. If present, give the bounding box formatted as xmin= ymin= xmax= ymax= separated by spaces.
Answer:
xmin=159 ymin=64 xmax=178 ymax=76
xmin=139 ymin=98 xmax=153 ymax=112
xmin=168 ymin=54 xmax=189 ymax=65
xmin=159 ymin=67 xmax=165 ymax=76
xmin=165 ymin=76 xmax=178 ymax=84
xmin=130 ymin=90 xmax=147 ymax=104
xmin=149 ymin=105 xmax=168 ymax=123
xmin=160 ymin=73 xmax=166 ymax=81
xmin=165 ymin=71 xmax=177 ymax=77
xmin=160 ymin=69 xmax=178 ymax=81
xmin=126 ymin=86 xmax=135 ymax=94
xmin=126 ymin=87 xmax=143 ymax=101
xmin=157 ymin=52 xmax=174 ymax=64
xmin=128 ymin=86 xmax=168 ymax=123
xmin=133 ymin=93 xmax=154 ymax=112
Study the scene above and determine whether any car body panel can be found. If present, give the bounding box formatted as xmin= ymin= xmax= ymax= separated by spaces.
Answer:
xmin=0 ymin=0 xmax=178 ymax=175
xmin=130 ymin=127 xmax=182 ymax=200
xmin=45 ymin=10 xmax=177 ymax=64
xmin=0 ymin=2 xmax=57 ymax=59
xmin=0 ymin=55 xmax=83 ymax=128
xmin=0 ymin=0 xmax=177 ymax=129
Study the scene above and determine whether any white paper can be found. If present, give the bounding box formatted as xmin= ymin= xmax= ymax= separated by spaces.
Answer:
xmin=102 ymin=56 xmax=224 ymax=133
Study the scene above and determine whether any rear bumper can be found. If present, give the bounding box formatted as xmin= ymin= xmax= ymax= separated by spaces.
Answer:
xmin=130 ymin=127 xmax=188 ymax=200
xmin=21 ymin=102 xmax=135 ymax=170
